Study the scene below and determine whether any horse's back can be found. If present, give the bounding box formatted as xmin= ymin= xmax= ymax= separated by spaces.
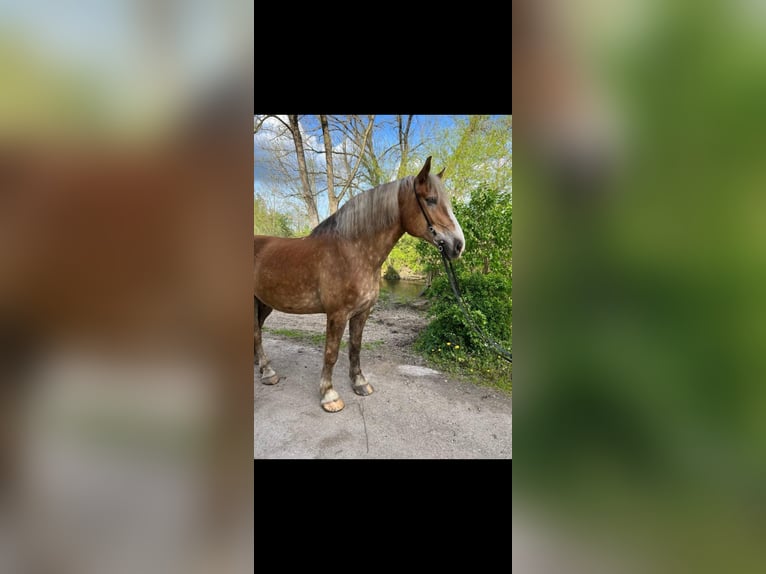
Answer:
xmin=253 ymin=234 xmax=315 ymax=264
xmin=253 ymin=234 xmax=277 ymax=257
xmin=253 ymin=235 xmax=285 ymax=257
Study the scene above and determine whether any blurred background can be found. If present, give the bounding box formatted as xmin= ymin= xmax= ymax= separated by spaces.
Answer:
xmin=0 ymin=1 xmax=253 ymax=573
xmin=514 ymin=0 xmax=766 ymax=572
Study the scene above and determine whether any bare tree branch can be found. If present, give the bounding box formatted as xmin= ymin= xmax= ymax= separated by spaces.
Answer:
xmin=338 ymin=115 xmax=375 ymax=201
xmin=254 ymin=114 xmax=293 ymax=134
xmin=254 ymin=115 xmax=268 ymax=133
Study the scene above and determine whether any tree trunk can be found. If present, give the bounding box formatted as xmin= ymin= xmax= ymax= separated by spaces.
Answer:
xmin=288 ymin=114 xmax=320 ymax=228
xmin=365 ymin=123 xmax=383 ymax=185
xmin=396 ymin=114 xmax=413 ymax=178
xmin=320 ymin=115 xmax=338 ymax=215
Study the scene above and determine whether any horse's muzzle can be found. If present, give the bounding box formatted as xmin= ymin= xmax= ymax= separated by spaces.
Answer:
xmin=441 ymin=238 xmax=463 ymax=260
xmin=435 ymin=229 xmax=465 ymax=260
xmin=450 ymin=239 xmax=464 ymax=260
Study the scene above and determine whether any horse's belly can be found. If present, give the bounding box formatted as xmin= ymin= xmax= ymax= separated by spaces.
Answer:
xmin=262 ymin=292 xmax=323 ymax=315
xmin=254 ymin=264 xmax=323 ymax=314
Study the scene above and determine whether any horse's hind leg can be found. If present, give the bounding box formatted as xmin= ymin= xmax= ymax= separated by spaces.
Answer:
xmin=319 ymin=311 xmax=348 ymax=413
xmin=349 ymin=308 xmax=374 ymax=396
xmin=254 ymin=297 xmax=279 ymax=385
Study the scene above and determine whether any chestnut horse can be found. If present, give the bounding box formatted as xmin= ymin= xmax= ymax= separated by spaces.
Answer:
xmin=254 ymin=156 xmax=465 ymax=412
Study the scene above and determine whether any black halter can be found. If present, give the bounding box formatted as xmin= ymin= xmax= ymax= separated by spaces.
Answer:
xmin=413 ymin=177 xmax=444 ymax=252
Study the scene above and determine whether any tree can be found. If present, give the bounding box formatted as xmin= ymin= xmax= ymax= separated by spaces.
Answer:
xmin=396 ymin=114 xmax=415 ymax=178
xmin=254 ymin=115 xmax=320 ymax=228
xmin=254 ymin=194 xmax=294 ymax=237
xmin=326 ymin=115 xmax=375 ymax=208
xmin=254 ymin=114 xmax=378 ymax=223
xmin=253 ymin=115 xmax=511 ymax=234
xmin=319 ymin=115 xmax=336 ymax=214
xmin=287 ymin=114 xmax=320 ymax=228
xmin=454 ymin=186 xmax=512 ymax=275
xmin=433 ymin=115 xmax=513 ymax=201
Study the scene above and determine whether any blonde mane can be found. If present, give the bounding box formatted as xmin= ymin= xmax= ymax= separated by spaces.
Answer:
xmin=310 ymin=179 xmax=403 ymax=238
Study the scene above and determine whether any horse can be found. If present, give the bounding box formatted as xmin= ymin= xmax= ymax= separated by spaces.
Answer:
xmin=254 ymin=156 xmax=465 ymax=413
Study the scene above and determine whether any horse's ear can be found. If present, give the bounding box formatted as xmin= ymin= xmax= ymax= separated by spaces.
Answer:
xmin=416 ymin=156 xmax=432 ymax=184
xmin=436 ymin=167 xmax=446 ymax=179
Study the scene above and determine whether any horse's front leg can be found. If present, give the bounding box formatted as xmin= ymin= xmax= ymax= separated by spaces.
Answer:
xmin=319 ymin=312 xmax=348 ymax=413
xmin=348 ymin=308 xmax=374 ymax=396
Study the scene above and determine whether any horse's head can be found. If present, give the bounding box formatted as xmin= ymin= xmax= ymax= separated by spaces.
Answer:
xmin=404 ymin=156 xmax=465 ymax=260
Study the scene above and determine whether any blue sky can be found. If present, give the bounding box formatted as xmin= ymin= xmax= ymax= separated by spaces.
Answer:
xmin=254 ymin=115 xmax=459 ymax=184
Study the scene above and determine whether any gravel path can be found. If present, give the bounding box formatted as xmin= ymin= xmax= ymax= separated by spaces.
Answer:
xmin=254 ymin=305 xmax=512 ymax=459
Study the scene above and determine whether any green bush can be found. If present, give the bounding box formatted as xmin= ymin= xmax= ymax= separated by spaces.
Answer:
xmin=415 ymin=185 xmax=512 ymax=369
xmin=385 ymin=234 xmax=426 ymax=279
xmin=415 ymin=270 xmax=512 ymax=357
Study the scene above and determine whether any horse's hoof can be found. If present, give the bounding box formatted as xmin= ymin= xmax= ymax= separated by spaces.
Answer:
xmin=261 ymin=373 xmax=280 ymax=385
xmin=321 ymin=398 xmax=345 ymax=413
xmin=352 ymin=383 xmax=374 ymax=396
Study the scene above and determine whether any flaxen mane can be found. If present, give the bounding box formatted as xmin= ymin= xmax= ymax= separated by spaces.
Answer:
xmin=310 ymin=179 xmax=402 ymax=238
xmin=310 ymin=175 xmax=447 ymax=239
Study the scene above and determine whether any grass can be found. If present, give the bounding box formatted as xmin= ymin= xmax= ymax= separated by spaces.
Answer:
xmin=426 ymin=353 xmax=512 ymax=395
xmin=416 ymin=342 xmax=512 ymax=395
xmin=263 ymin=327 xmax=385 ymax=351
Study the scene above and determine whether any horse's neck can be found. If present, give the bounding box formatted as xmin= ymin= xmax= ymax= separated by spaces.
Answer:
xmin=354 ymin=224 xmax=405 ymax=272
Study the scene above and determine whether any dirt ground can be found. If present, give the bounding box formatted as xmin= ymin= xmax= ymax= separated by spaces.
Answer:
xmin=254 ymin=303 xmax=512 ymax=459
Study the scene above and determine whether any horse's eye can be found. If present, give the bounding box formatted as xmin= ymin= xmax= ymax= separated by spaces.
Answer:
xmin=426 ymin=197 xmax=438 ymax=206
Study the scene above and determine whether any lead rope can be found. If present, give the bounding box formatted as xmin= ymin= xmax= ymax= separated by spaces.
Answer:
xmin=413 ymin=179 xmax=512 ymax=363
xmin=439 ymin=249 xmax=513 ymax=363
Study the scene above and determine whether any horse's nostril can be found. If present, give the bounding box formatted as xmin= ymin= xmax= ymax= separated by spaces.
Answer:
xmin=454 ymin=240 xmax=463 ymax=254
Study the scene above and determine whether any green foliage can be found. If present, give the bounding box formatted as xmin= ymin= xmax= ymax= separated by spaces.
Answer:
xmin=416 ymin=270 xmax=512 ymax=356
xmin=384 ymin=234 xmax=426 ymax=279
xmin=292 ymin=224 xmax=312 ymax=238
xmin=254 ymin=195 xmax=294 ymax=236
xmin=456 ymin=185 xmax=512 ymax=273
xmin=415 ymin=185 xmax=512 ymax=390
xmin=414 ymin=269 xmax=512 ymax=393
xmin=417 ymin=185 xmax=512 ymax=277
xmin=432 ymin=115 xmax=513 ymax=202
